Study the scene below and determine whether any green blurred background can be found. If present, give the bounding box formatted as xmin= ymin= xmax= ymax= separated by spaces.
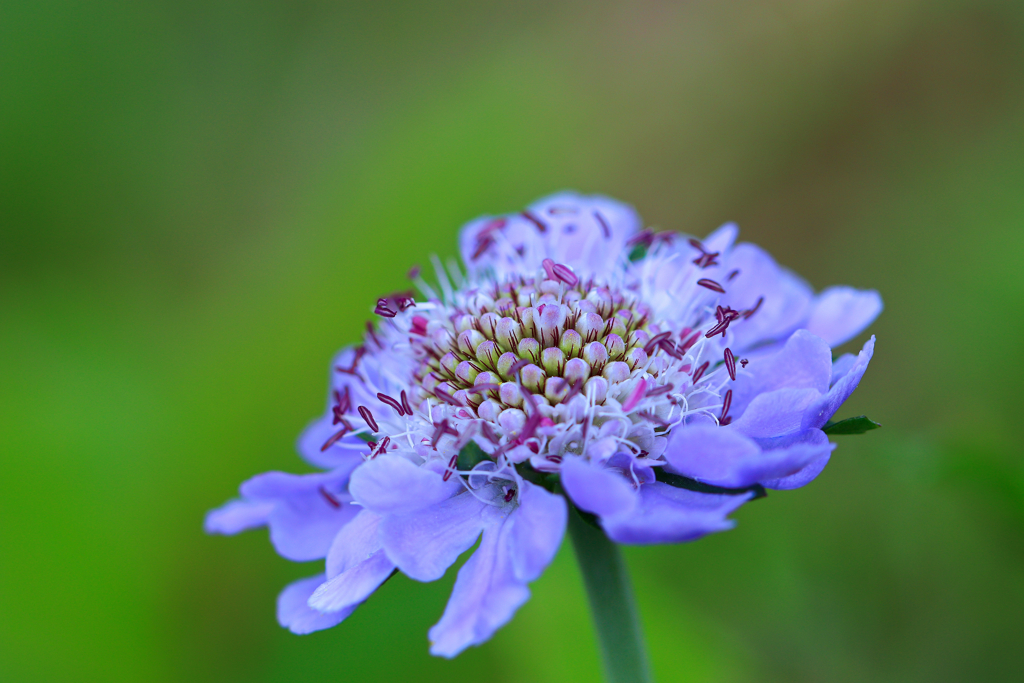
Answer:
xmin=3 ymin=1 xmax=1024 ymax=681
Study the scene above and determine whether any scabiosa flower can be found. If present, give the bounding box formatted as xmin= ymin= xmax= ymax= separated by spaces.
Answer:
xmin=206 ymin=192 xmax=881 ymax=658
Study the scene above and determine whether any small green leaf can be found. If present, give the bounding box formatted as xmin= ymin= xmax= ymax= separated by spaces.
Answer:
xmin=356 ymin=432 xmax=375 ymax=443
xmin=655 ymin=469 xmax=767 ymax=500
xmin=457 ymin=441 xmax=491 ymax=470
xmin=627 ymin=244 xmax=648 ymax=262
xmin=822 ymin=415 xmax=882 ymax=435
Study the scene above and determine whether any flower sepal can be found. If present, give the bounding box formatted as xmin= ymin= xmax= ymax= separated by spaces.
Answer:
xmin=822 ymin=415 xmax=882 ymax=435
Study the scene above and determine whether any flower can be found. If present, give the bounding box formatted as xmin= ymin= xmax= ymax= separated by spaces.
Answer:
xmin=206 ymin=192 xmax=881 ymax=656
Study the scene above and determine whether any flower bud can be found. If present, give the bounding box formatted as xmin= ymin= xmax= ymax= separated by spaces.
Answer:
xmin=499 ymin=382 xmax=523 ymax=407
xmin=457 ymin=329 xmax=485 ymax=355
xmin=603 ymin=361 xmax=631 ymax=383
xmin=585 ymin=376 xmax=609 ymax=403
xmin=520 ymin=364 xmax=546 ymax=393
xmin=517 ymin=337 xmax=541 ymax=363
xmin=559 ymin=329 xmax=583 ymax=357
xmin=496 ymin=352 xmax=520 ymax=380
xmin=519 ymin=307 xmax=538 ymax=338
xmin=479 ymin=312 xmax=502 ymax=337
xmin=455 ymin=361 xmax=479 ymax=385
xmin=475 ymin=340 xmax=499 ymax=367
xmin=541 ymin=347 xmax=565 ymax=376
xmin=545 ymin=377 xmax=571 ymax=404
xmin=582 ymin=341 xmax=609 ymax=368
xmin=563 ymin=358 xmax=591 ymax=386
xmin=440 ymin=352 xmax=460 ymax=377
xmin=498 ymin=408 xmax=527 ymax=434
xmin=455 ymin=315 xmax=475 ymax=332
xmin=607 ymin=316 xmax=628 ymax=338
xmin=603 ymin=333 xmax=626 ymax=359
xmin=516 ymin=287 xmax=536 ymax=307
xmin=575 ymin=312 xmax=604 ymax=342
xmin=627 ymin=329 xmax=650 ymax=350
xmin=494 ymin=297 xmax=516 ymax=313
xmin=624 ymin=347 xmax=648 ymax=369
xmin=474 ymin=371 xmax=500 ymax=392
xmin=495 ymin=317 xmax=522 ymax=352
xmin=477 ymin=399 xmax=502 ymax=421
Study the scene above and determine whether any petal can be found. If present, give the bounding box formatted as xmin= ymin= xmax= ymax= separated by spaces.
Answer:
xmin=307 ymin=551 xmax=395 ymax=614
xmin=204 ymin=499 xmax=273 ymax=535
xmin=729 ymin=330 xmax=832 ymax=419
xmin=665 ymin=424 xmax=806 ymax=488
xmin=268 ymin=489 xmax=360 ymax=562
xmin=348 ymin=455 xmax=459 ymax=515
xmin=728 ymin=387 xmax=822 ymax=440
xmin=601 ymin=483 xmax=750 ymax=545
xmin=719 ymin=243 xmax=814 ymax=350
xmin=276 ymin=574 xmax=353 ymax=635
xmin=702 ymin=222 xmax=739 ymax=254
xmin=806 ymin=287 xmax=883 ymax=347
xmin=802 ymin=336 xmax=876 ymax=430
xmin=428 ymin=519 xmax=530 ymax=658
xmin=759 ymin=430 xmax=835 ymax=490
xmin=325 ymin=509 xmax=383 ymax=578
xmin=561 ymin=456 xmax=638 ymax=517
xmin=379 ymin=492 xmax=491 ymax=582
xmin=829 ymin=353 xmax=858 ymax=387
xmin=297 ymin=413 xmax=368 ymax=471
xmin=508 ymin=482 xmax=567 ymax=583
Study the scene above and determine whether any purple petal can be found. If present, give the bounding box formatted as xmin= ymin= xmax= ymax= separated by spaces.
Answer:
xmin=277 ymin=574 xmax=353 ymax=635
xmin=806 ymin=287 xmax=882 ymax=347
xmin=729 ymin=330 xmax=832 ymax=419
xmin=802 ymin=336 xmax=875 ymax=430
xmin=664 ymin=424 xmax=814 ymax=488
xmin=307 ymin=551 xmax=395 ymax=614
xmin=325 ymin=509 xmax=383 ymax=578
xmin=601 ymin=483 xmax=751 ymax=545
xmin=702 ymin=222 xmax=739 ymax=254
xmin=719 ymin=243 xmax=814 ymax=350
xmin=204 ymin=499 xmax=274 ymax=535
xmin=267 ymin=489 xmax=360 ymax=562
xmin=728 ymin=387 xmax=822 ymax=439
xmin=829 ymin=353 xmax=858 ymax=387
xmin=508 ymin=482 xmax=567 ymax=582
xmin=428 ymin=519 xmax=530 ymax=658
xmin=348 ymin=455 xmax=459 ymax=515
xmin=759 ymin=430 xmax=835 ymax=490
xmin=296 ymin=413 xmax=367 ymax=471
xmin=379 ymin=492 xmax=491 ymax=582
xmin=560 ymin=456 xmax=638 ymax=517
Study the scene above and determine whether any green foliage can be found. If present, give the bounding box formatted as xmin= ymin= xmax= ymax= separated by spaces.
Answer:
xmin=823 ymin=416 xmax=882 ymax=435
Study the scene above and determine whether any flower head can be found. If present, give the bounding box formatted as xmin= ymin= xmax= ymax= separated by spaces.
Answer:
xmin=206 ymin=192 xmax=881 ymax=656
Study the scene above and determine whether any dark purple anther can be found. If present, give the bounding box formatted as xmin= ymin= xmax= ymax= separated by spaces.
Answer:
xmin=521 ymin=210 xmax=547 ymax=233
xmin=358 ymin=406 xmax=379 ymax=432
xmin=644 ymin=331 xmax=672 ymax=355
xmin=743 ymin=296 xmax=764 ymax=319
xmin=508 ymin=359 xmax=530 ymax=377
xmin=407 ymin=265 xmax=421 ymax=279
xmin=319 ymin=487 xmax=342 ymax=509
xmin=593 ymin=211 xmax=611 ymax=238
xmin=724 ymin=348 xmax=736 ymax=381
xmin=705 ymin=319 xmax=730 ymax=338
xmin=480 ymin=422 xmax=499 ymax=444
xmin=366 ymin=321 xmax=382 ymax=348
xmin=335 ymin=347 xmax=366 ymax=376
xmin=410 ymin=315 xmax=429 ymax=337
xmin=659 ymin=339 xmax=682 ymax=359
xmin=687 ymin=238 xmax=705 ymax=252
xmin=680 ymin=330 xmax=701 ymax=353
xmin=697 ymin=279 xmax=726 ymax=294
xmin=320 ymin=426 xmax=350 ymax=452
xmin=400 ymin=390 xmax=413 ymax=415
xmin=546 ymin=454 xmax=563 ymax=464
xmin=375 ymin=298 xmax=397 ymax=318
xmin=727 ymin=269 xmax=740 ymax=281
xmin=396 ymin=297 xmax=416 ymax=311
xmin=433 ymin=387 xmax=462 ymax=406
xmin=332 ymin=387 xmax=351 ymax=424
xmin=504 ymin=488 xmax=516 ymax=503
xmin=541 ymin=258 xmax=558 ymax=280
xmin=740 ymin=358 xmax=749 ymax=368
xmin=466 ymin=383 xmax=501 ymax=395
xmin=646 ymin=383 xmax=674 ymax=397
xmin=377 ymin=392 xmax=405 ymax=416
xmin=552 ymin=263 xmax=578 ymax=287
xmin=442 ymin=453 xmax=458 ymax=482
xmin=692 ymin=361 xmax=710 ymax=383
xmin=627 ymin=229 xmax=655 ymax=248
xmin=430 ymin=420 xmax=448 ymax=448
xmin=721 ymin=389 xmax=733 ymax=422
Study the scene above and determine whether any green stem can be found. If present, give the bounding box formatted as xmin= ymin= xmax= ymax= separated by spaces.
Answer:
xmin=567 ymin=507 xmax=654 ymax=683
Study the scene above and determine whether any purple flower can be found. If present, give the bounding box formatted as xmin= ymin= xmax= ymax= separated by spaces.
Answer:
xmin=207 ymin=192 xmax=881 ymax=656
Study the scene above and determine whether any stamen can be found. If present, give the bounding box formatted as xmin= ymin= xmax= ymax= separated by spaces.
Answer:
xmin=622 ymin=378 xmax=648 ymax=412
xmin=705 ymin=318 xmax=731 ymax=338
xmin=552 ymin=263 xmax=579 ymax=287
xmin=521 ymin=211 xmax=548 ymax=233
xmin=692 ymin=361 xmax=710 ymax=383
xmin=743 ymin=296 xmax=764 ymax=319
xmin=593 ymin=211 xmax=612 ymax=238
xmin=504 ymin=488 xmax=517 ymax=503
xmin=697 ymin=279 xmax=726 ymax=294
xmin=646 ymin=383 xmax=674 ymax=397
xmin=358 ymin=406 xmax=379 ymax=432
xmin=466 ymin=383 xmax=500 ymax=394
xmin=410 ymin=315 xmax=429 ymax=336
xmin=627 ymin=229 xmax=654 ymax=247
xmin=320 ymin=426 xmax=350 ymax=452
xmin=721 ymin=389 xmax=733 ymax=423
xmin=727 ymin=269 xmax=740 ymax=281
xmin=319 ymin=487 xmax=342 ymax=509
xmin=374 ymin=298 xmax=397 ymax=318
xmin=365 ymin=321 xmax=382 ymax=348
xmin=541 ymin=258 xmax=558 ymax=280
xmin=377 ymin=392 xmax=405 ymax=416
xmin=442 ymin=453 xmax=458 ymax=482
xmin=740 ymin=358 xmax=749 ymax=368
xmin=400 ymin=390 xmax=413 ymax=415
xmin=643 ymin=331 xmax=672 ymax=355
xmin=433 ymin=387 xmax=463 ymax=406
xmin=335 ymin=347 xmax=366 ymax=375
xmin=480 ymin=422 xmax=500 ymax=444
xmin=396 ymin=296 xmax=416 ymax=311
xmin=680 ymin=330 xmax=701 ymax=353
xmin=724 ymin=348 xmax=736 ymax=381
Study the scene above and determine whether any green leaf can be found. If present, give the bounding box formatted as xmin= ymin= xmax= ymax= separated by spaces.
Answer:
xmin=654 ymin=468 xmax=767 ymax=500
xmin=456 ymin=441 xmax=491 ymax=470
xmin=823 ymin=415 xmax=882 ymax=435
xmin=627 ymin=244 xmax=648 ymax=262
xmin=356 ymin=432 xmax=375 ymax=443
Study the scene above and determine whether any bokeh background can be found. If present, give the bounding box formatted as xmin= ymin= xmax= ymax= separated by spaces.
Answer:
xmin=3 ymin=1 xmax=1024 ymax=681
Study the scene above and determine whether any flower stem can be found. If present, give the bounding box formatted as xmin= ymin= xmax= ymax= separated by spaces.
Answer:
xmin=567 ymin=507 xmax=654 ymax=683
